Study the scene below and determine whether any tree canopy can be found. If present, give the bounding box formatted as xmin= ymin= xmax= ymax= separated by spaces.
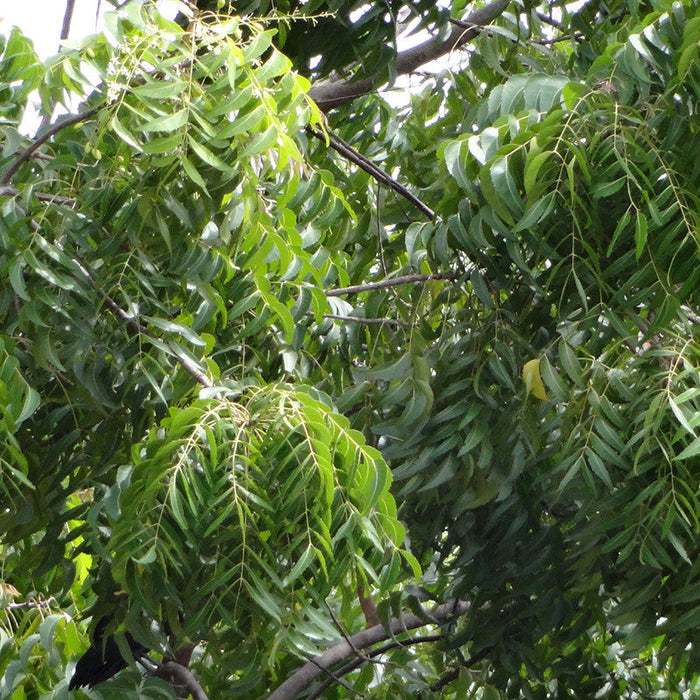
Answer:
xmin=1 ymin=0 xmax=700 ymax=697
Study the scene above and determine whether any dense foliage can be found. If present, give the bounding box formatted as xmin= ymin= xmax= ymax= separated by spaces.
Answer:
xmin=1 ymin=0 xmax=700 ymax=697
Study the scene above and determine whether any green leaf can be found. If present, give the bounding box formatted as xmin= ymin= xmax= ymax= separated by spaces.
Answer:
xmin=181 ymin=155 xmax=208 ymax=190
xmin=674 ymin=436 xmax=700 ymax=461
xmin=242 ymin=30 xmax=275 ymax=61
xmin=140 ymin=109 xmax=188 ymax=132
xmin=524 ymin=149 xmax=553 ymax=199
xmin=112 ymin=114 xmax=142 ymax=149
xmin=132 ymin=81 xmax=187 ymax=99
xmin=255 ymin=50 xmax=290 ymax=83
xmin=219 ymin=104 xmax=266 ymax=138
xmin=239 ymin=125 xmax=279 ymax=159
xmin=188 ymin=136 xmax=234 ymax=172
xmin=634 ymin=211 xmax=648 ymax=259
xmin=142 ymin=133 xmax=182 ymax=154
xmin=284 ymin=544 xmax=315 ymax=585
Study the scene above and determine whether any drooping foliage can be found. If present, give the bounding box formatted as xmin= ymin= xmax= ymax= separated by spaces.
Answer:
xmin=1 ymin=0 xmax=700 ymax=697
xmin=188 ymin=0 xmax=449 ymax=79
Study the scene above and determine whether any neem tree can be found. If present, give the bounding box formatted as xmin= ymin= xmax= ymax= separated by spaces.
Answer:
xmin=1 ymin=0 xmax=700 ymax=697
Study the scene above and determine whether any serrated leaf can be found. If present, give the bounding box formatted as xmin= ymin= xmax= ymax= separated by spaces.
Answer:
xmin=284 ymin=545 xmax=315 ymax=585
xmin=219 ymin=105 xmax=266 ymax=138
xmin=674 ymin=436 xmax=700 ymax=461
xmin=635 ymin=211 xmax=648 ymax=259
xmin=112 ymin=114 xmax=142 ymax=149
xmin=255 ymin=50 xmax=290 ymax=83
xmin=140 ymin=109 xmax=188 ymax=132
xmin=188 ymin=137 xmax=233 ymax=172
xmin=142 ymin=133 xmax=182 ymax=154
xmin=132 ymin=81 xmax=186 ymax=99
xmin=239 ymin=125 xmax=279 ymax=159
xmin=524 ymin=150 xmax=553 ymax=199
xmin=242 ymin=30 xmax=274 ymax=61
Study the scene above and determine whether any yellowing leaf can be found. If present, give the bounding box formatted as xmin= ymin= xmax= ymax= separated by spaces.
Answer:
xmin=523 ymin=358 xmax=549 ymax=401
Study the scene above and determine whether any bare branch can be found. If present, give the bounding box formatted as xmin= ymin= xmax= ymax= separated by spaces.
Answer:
xmin=306 ymin=656 xmax=363 ymax=697
xmin=266 ymin=599 xmax=471 ymax=700
xmin=327 ymin=273 xmax=455 ymax=297
xmin=308 ymin=0 xmax=511 ymax=111
xmin=61 ymin=0 xmax=78 ymax=42
xmin=357 ymin=586 xmax=380 ymax=628
xmin=307 ymin=126 xmax=435 ymax=219
xmin=536 ymin=10 xmax=565 ymax=29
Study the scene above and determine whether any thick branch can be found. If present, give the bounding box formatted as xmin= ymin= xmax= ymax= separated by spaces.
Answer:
xmin=308 ymin=0 xmax=511 ymax=111
xmin=327 ymin=273 xmax=454 ymax=297
xmin=266 ymin=599 xmax=470 ymax=700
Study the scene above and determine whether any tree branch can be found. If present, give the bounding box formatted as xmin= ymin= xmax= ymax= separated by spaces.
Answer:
xmin=0 ymin=185 xmax=77 ymax=207
xmin=155 ymin=662 xmax=210 ymax=700
xmin=326 ymin=273 xmax=454 ymax=297
xmin=311 ymin=312 xmax=410 ymax=327
xmin=0 ymin=107 xmax=99 ymax=187
xmin=308 ymin=0 xmax=511 ymax=111
xmin=61 ymin=0 xmax=78 ymax=42
xmin=308 ymin=634 xmax=445 ymax=700
xmin=72 ymin=259 xmax=214 ymax=387
xmin=306 ymin=127 xmax=435 ymax=219
xmin=425 ymin=646 xmax=493 ymax=693
xmin=266 ymin=599 xmax=471 ymax=700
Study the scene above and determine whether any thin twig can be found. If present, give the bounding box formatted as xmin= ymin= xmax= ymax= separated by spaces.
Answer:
xmin=447 ymin=16 xmax=490 ymax=32
xmin=306 ymin=656 xmax=364 ymax=697
xmin=308 ymin=635 xmax=444 ymax=699
xmin=375 ymin=185 xmax=387 ymax=274
xmin=306 ymin=126 xmax=435 ymax=220
xmin=533 ymin=32 xmax=584 ymax=45
xmin=72 ymin=259 xmax=214 ymax=387
xmin=448 ymin=16 xmax=583 ymax=45
xmin=327 ymin=273 xmax=455 ymax=297
xmin=5 ymin=598 xmax=58 ymax=610
xmin=426 ymin=646 xmax=493 ymax=692
xmin=324 ymin=600 xmax=373 ymax=664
